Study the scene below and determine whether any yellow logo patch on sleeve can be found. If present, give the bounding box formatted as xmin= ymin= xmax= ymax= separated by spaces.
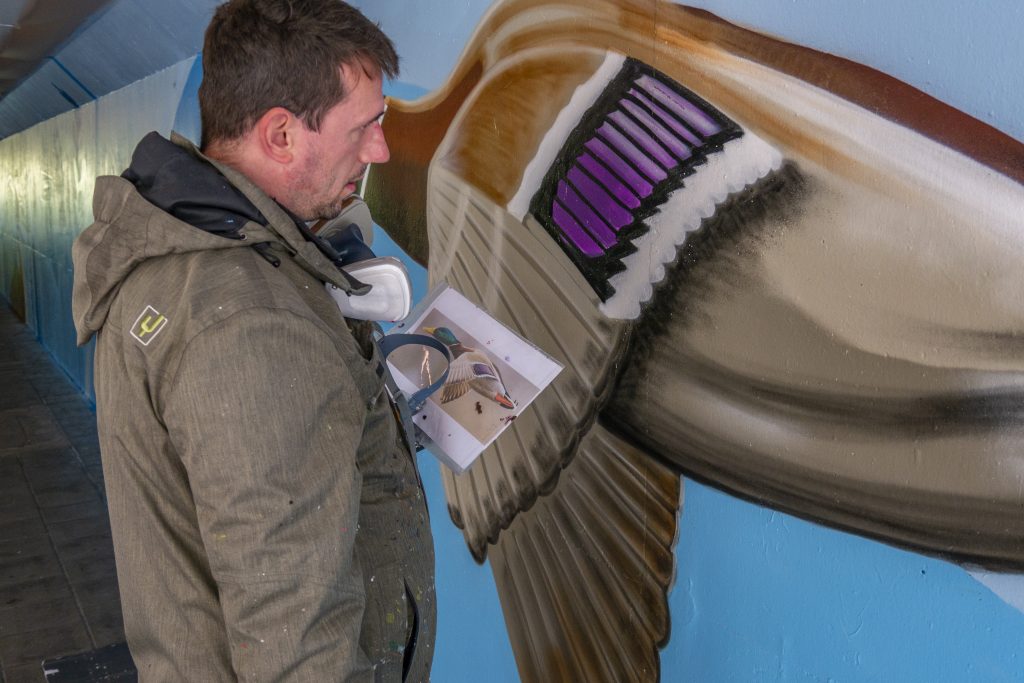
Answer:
xmin=130 ymin=306 xmax=169 ymax=346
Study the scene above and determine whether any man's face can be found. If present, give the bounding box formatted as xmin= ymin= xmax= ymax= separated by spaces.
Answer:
xmin=288 ymin=64 xmax=389 ymax=221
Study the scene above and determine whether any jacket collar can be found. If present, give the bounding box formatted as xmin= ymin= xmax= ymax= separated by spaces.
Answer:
xmin=170 ymin=132 xmax=363 ymax=293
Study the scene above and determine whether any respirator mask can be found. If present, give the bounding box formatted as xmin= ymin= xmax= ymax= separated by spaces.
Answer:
xmin=315 ymin=198 xmax=451 ymax=454
xmin=317 ymin=197 xmax=413 ymax=322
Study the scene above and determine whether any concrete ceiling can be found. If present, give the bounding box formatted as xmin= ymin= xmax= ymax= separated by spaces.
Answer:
xmin=0 ymin=0 xmax=219 ymax=140
xmin=0 ymin=0 xmax=116 ymax=98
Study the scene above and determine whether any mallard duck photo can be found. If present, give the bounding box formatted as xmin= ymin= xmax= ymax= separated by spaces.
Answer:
xmin=423 ymin=325 xmax=516 ymax=410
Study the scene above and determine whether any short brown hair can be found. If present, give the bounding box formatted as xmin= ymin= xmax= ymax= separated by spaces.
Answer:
xmin=199 ymin=0 xmax=399 ymax=148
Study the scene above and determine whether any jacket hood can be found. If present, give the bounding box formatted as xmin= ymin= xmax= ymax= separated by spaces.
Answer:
xmin=120 ymin=131 xmax=268 ymax=238
xmin=72 ymin=132 xmax=363 ymax=345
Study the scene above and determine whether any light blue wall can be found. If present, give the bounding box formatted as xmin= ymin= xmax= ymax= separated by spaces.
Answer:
xmin=669 ymin=486 xmax=1024 ymax=681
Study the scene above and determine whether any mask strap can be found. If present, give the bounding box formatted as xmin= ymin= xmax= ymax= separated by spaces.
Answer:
xmin=375 ymin=333 xmax=452 ymax=452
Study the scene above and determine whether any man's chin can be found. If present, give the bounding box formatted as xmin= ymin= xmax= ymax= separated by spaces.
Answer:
xmin=296 ymin=186 xmax=361 ymax=223
xmin=310 ymin=198 xmax=351 ymax=223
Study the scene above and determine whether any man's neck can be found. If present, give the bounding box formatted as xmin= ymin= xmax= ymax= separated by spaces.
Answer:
xmin=203 ymin=139 xmax=276 ymax=202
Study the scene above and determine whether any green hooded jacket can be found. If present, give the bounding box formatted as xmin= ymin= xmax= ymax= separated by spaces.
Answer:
xmin=72 ymin=133 xmax=435 ymax=682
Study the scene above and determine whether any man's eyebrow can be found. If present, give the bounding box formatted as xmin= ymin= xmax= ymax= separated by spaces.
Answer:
xmin=358 ymin=108 xmax=387 ymax=128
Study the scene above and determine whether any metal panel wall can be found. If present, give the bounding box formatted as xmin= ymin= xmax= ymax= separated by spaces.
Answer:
xmin=0 ymin=59 xmax=195 ymax=399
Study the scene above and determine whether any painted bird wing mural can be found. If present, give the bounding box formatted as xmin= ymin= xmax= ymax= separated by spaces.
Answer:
xmin=366 ymin=1 xmax=1024 ymax=681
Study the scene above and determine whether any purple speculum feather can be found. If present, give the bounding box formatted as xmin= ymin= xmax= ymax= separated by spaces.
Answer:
xmin=528 ymin=58 xmax=742 ymax=301
xmin=472 ymin=363 xmax=495 ymax=379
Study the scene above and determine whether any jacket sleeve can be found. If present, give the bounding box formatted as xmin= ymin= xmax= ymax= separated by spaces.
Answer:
xmin=163 ymin=307 xmax=373 ymax=682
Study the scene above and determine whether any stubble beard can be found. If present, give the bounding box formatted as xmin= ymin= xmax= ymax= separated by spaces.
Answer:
xmin=289 ymin=148 xmax=350 ymax=222
xmin=307 ymin=194 xmax=349 ymax=222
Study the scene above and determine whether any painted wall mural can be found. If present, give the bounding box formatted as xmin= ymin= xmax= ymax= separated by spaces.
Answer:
xmin=363 ymin=1 xmax=1024 ymax=680
xmin=1 ymin=0 xmax=1022 ymax=680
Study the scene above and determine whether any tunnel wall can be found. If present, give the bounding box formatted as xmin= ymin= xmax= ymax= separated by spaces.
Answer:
xmin=0 ymin=60 xmax=193 ymax=400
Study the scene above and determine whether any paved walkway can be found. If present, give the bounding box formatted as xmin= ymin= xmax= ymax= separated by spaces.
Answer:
xmin=0 ymin=304 xmax=126 ymax=682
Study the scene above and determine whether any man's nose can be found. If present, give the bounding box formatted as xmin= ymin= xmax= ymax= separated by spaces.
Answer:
xmin=363 ymin=124 xmax=390 ymax=164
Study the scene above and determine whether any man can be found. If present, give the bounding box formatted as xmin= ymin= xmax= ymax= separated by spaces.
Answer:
xmin=71 ymin=1 xmax=435 ymax=680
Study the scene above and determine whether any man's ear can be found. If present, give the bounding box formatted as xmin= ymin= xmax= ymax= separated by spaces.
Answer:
xmin=255 ymin=107 xmax=302 ymax=163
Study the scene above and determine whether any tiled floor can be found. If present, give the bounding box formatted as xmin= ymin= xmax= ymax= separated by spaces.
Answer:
xmin=0 ymin=305 xmax=126 ymax=682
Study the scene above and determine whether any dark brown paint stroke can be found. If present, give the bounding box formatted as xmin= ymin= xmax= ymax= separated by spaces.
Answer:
xmin=363 ymin=61 xmax=484 ymax=265
xmin=671 ymin=5 xmax=1024 ymax=184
